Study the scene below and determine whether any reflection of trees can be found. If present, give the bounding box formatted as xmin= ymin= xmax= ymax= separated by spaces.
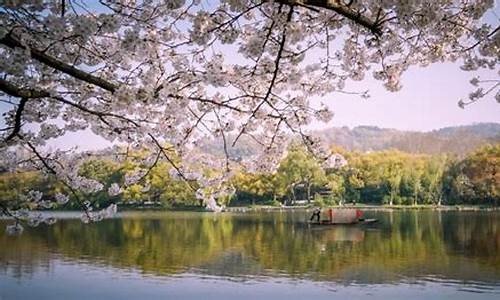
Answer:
xmin=0 ymin=227 xmax=54 ymax=280
xmin=442 ymin=212 xmax=500 ymax=264
xmin=1 ymin=211 xmax=500 ymax=284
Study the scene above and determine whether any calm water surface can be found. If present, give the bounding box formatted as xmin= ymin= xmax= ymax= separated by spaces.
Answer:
xmin=1 ymin=210 xmax=500 ymax=299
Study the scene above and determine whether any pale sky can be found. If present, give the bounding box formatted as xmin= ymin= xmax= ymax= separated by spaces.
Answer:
xmin=310 ymin=61 xmax=500 ymax=131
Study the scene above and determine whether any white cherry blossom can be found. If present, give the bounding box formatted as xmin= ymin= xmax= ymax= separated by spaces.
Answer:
xmin=0 ymin=0 xmax=498 ymax=231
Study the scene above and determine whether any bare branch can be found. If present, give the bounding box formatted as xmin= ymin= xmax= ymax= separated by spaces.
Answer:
xmin=61 ymin=0 xmax=66 ymax=18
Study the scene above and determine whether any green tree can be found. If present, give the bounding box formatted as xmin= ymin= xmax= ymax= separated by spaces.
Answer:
xmin=421 ymin=156 xmax=447 ymax=205
xmin=443 ymin=144 xmax=499 ymax=205
xmin=277 ymin=144 xmax=326 ymax=204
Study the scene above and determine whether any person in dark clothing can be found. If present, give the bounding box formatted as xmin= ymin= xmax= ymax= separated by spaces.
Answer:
xmin=310 ymin=207 xmax=321 ymax=222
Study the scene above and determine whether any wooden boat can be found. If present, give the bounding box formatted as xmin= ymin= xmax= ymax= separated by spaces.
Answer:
xmin=308 ymin=218 xmax=378 ymax=226
xmin=307 ymin=208 xmax=377 ymax=226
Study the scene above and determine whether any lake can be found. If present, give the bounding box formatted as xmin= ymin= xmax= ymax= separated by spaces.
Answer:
xmin=1 ymin=210 xmax=500 ymax=299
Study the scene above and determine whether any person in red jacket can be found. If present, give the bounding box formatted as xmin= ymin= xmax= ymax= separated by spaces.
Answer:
xmin=328 ymin=208 xmax=333 ymax=224
xmin=356 ymin=209 xmax=363 ymax=220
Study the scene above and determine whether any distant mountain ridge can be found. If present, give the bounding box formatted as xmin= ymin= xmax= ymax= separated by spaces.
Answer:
xmin=432 ymin=123 xmax=500 ymax=139
xmin=201 ymin=123 xmax=500 ymax=157
xmin=313 ymin=122 xmax=500 ymax=155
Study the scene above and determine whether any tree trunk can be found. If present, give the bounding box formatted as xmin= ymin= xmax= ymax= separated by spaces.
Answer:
xmin=306 ymin=180 xmax=311 ymax=203
xmin=290 ymin=184 xmax=297 ymax=205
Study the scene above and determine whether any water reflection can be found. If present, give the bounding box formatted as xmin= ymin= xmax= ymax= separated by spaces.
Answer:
xmin=1 ymin=210 xmax=500 ymax=289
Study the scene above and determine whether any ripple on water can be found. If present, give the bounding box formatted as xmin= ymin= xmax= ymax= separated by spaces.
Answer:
xmin=416 ymin=275 xmax=500 ymax=295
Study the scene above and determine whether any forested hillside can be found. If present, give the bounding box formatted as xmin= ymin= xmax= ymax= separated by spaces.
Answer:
xmin=314 ymin=123 xmax=500 ymax=155
xmin=201 ymin=123 xmax=500 ymax=158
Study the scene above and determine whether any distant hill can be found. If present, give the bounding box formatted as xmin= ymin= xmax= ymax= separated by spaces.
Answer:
xmin=313 ymin=123 xmax=500 ymax=155
xmin=199 ymin=135 xmax=262 ymax=159
xmin=201 ymin=123 xmax=500 ymax=158
xmin=433 ymin=123 xmax=500 ymax=139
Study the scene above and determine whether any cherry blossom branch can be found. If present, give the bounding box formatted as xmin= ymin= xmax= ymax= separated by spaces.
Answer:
xmin=233 ymin=5 xmax=294 ymax=146
xmin=275 ymin=0 xmax=383 ymax=35
xmin=147 ymin=133 xmax=196 ymax=191
xmin=461 ymin=25 xmax=500 ymax=52
xmin=0 ymin=34 xmax=118 ymax=93
xmin=3 ymin=97 xmax=27 ymax=142
xmin=136 ymin=150 xmax=162 ymax=182
xmin=21 ymin=137 xmax=92 ymax=219
xmin=0 ymin=78 xmax=140 ymax=129
xmin=213 ymin=109 xmax=230 ymax=172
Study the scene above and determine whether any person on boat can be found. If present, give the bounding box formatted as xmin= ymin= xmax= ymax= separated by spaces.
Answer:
xmin=310 ymin=207 xmax=321 ymax=222
xmin=328 ymin=208 xmax=333 ymax=223
xmin=356 ymin=209 xmax=363 ymax=220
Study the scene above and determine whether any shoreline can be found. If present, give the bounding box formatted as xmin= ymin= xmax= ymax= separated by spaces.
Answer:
xmin=4 ymin=204 xmax=498 ymax=217
xmin=224 ymin=204 xmax=500 ymax=212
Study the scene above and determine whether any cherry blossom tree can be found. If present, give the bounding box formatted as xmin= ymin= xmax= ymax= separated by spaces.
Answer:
xmin=0 ymin=0 xmax=498 ymax=232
